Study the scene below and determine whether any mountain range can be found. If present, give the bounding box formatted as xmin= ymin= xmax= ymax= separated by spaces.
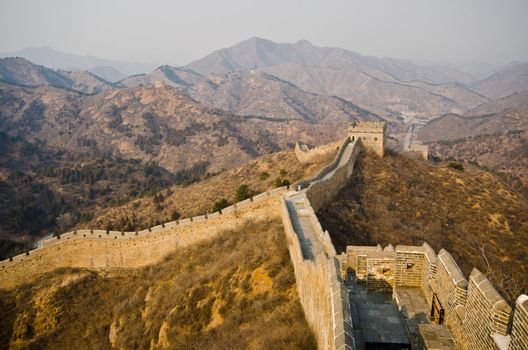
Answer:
xmin=0 ymin=37 xmax=527 ymax=242
xmin=0 ymin=46 xmax=158 ymax=81
xmin=3 ymin=38 xmax=528 ymax=121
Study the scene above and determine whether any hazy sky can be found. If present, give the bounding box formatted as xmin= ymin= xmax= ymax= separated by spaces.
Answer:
xmin=1 ymin=0 xmax=527 ymax=66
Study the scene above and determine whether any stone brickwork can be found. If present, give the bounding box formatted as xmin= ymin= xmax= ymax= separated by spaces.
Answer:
xmin=435 ymin=249 xmax=468 ymax=326
xmin=346 ymin=245 xmax=382 ymax=271
xmin=341 ymin=243 xmax=528 ymax=350
xmin=408 ymin=141 xmax=429 ymax=161
xmin=294 ymin=140 xmax=340 ymax=164
xmin=366 ymin=255 xmax=395 ymax=292
xmin=3 ymin=123 xmax=526 ymax=350
xmin=347 ymin=121 xmax=386 ymax=156
xmin=421 ymin=243 xmax=438 ymax=307
xmin=461 ymin=269 xmax=512 ymax=349
xmin=395 ymin=245 xmax=425 ymax=287
xmin=281 ymin=196 xmax=354 ymax=350
xmin=510 ymin=295 xmax=528 ymax=350
xmin=0 ymin=189 xmax=289 ymax=289
xmin=304 ymin=138 xmax=362 ymax=212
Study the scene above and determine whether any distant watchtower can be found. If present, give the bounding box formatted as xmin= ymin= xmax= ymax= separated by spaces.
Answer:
xmin=348 ymin=121 xmax=386 ymax=156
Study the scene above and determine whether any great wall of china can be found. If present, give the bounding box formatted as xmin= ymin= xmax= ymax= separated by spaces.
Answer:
xmin=1 ymin=122 xmax=527 ymax=350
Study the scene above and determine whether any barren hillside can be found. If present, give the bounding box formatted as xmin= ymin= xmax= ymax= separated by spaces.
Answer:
xmin=0 ymin=57 xmax=113 ymax=94
xmin=0 ymin=79 xmax=345 ymax=245
xmin=86 ymin=149 xmax=336 ymax=232
xmin=318 ymin=151 xmax=528 ymax=302
xmin=469 ymin=62 xmax=528 ymax=99
xmin=417 ymin=107 xmax=528 ymax=195
xmin=186 ymin=37 xmax=488 ymax=119
xmin=0 ymin=219 xmax=315 ymax=350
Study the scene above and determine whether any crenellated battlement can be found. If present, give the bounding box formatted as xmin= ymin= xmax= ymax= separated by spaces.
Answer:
xmin=0 ymin=187 xmax=290 ymax=289
xmin=1 ymin=123 xmax=526 ymax=350
xmin=342 ymin=243 xmax=527 ymax=350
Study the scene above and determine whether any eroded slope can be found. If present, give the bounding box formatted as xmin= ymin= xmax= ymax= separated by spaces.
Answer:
xmin=0 ymin=219 xmax=315 ymax=350
xmin=318 ymin=151 xmax=528 ymax=302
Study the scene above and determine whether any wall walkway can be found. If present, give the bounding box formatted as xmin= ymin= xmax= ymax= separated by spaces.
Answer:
xmin=0 ymin=136 xmax=360 ymax=350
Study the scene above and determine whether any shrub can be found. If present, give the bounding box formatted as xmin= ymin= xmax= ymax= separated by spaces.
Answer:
xmin=274 ymin=178 xmax=291 ymax=188
xmin=212 ymin=198 xmax=230 ymax=212
xmin=259 ymin=171 xmax=270 ymax=181
xmin=279 ymin=168 xmax=287 ymax=177
xmin=79 ymin=212 xmax=93 ymax=223
xmin=234 ymin=184 xmax=254 ymax=202
xmin=447 ymin=162 xmax=464 ymax=171
xmin=170 ymin=210 xmax=180 ymax=220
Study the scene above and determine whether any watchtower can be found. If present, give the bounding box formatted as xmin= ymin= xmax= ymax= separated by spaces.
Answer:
xmin=348 ymin=121 xmax=386 ymax=156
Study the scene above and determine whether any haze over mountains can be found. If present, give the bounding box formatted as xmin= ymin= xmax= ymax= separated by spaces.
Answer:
xmin=0 ymin=46 xmax=158 ymax=82
xmin=0 ymin=57 xmax=114 ymax=94
xmin=0 ymin=36 xmax=527 ymax=244
xmin=5 ymin=38 xmax=527 ymax=122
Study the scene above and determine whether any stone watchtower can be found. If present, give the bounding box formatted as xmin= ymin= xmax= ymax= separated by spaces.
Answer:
xmin=348 ymin=121 xmax=386 ymax=156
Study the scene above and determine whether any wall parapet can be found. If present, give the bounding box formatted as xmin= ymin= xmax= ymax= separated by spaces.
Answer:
xmin=0 ymin=188 xmax=290 ymax=281
xmin=341 ymin=242 xmax=528 ymax=350
xmin=296 ymin=137 xmax=352 ymax=191
xmin=295 ymin=140 xmax=341 ymax=164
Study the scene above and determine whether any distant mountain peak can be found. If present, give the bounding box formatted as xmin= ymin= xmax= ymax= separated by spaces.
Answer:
xmin=294 ymin=39 xmax=313 ymax=46
xmin=0 ymin=46 xmax=158 ymax=77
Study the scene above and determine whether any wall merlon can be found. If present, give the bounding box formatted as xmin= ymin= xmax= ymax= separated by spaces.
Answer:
xmin=192 ymin=215 xmax=206 ymax=223
xmin=516 ymin=294 xmax=528 ymax=308
xmin=207 ymin=212 xmax=220 ymax=219
xmin=422 ymin=242 xmax=437 ymax=264
xmin=221 ymin=205 xmax=236 ymax=215
xmin=236 ymin=199 xmax=253 ymax=208
xmin=396 ymin=245 xmax=424 ymax=253
xmin=252 ymin=192 xmax=269 ymax=202
xmin=269 ymin=186 xmax=288 ymax=195
xmin=163 ymin=221 xmax=178 ymax=228
xmin=438 ymin=249 xmax=468 ymax=288
xmin=470 ymin=269 xmax=512 ymax=314
xmin=384 ymin=244 xmax=395 ymax=252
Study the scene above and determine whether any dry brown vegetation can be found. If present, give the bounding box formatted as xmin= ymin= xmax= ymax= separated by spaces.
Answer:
xmin=318 ymin=150 xmax=528 ymax=303
xmin=0 ymin=218 xmax=315 ymax=350
xmin=417 ymin=107 xmax=528 ymax=196
xmin=427 ymin=131 xmax=528 ymax=197
xmin=86 ymin=149 xmax=335 ymax=231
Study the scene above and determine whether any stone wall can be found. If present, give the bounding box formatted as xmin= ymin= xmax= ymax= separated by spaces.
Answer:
xmin=347 ymin=121 xmax=385 ymax=156
xmin=4 ymin=123 xmax=524 ymax=350
xmin=280 ymin=198 xmax=353 ymax=350
xmin=461 ymin=269 xmax=512 ymax=349
xmin=294 ymin=141 xmax=340 ymax=164
xmin=341 ymin=244 xmax=528 ymax=350
xmin=296 ymin=137 xmax=352 ymax=191
xmin=304 ymin=138 xmax=361 ymax=212
xmin=395 ymin=245 xmax=425 ymax=287
xmin=408 ymin=141 xmax=429 ymax=161
xmin=0 ymin=189 xmax=289 ymax=289
xmin=0 ymin=133 xmax=364 ymax=350
xmin=435 ymin=249 xmax=468 ymax=330
xmin=510 ymin=295 xmax=528 ymax=350
xmin=421 ymin=243 xmax=438 ymax=307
